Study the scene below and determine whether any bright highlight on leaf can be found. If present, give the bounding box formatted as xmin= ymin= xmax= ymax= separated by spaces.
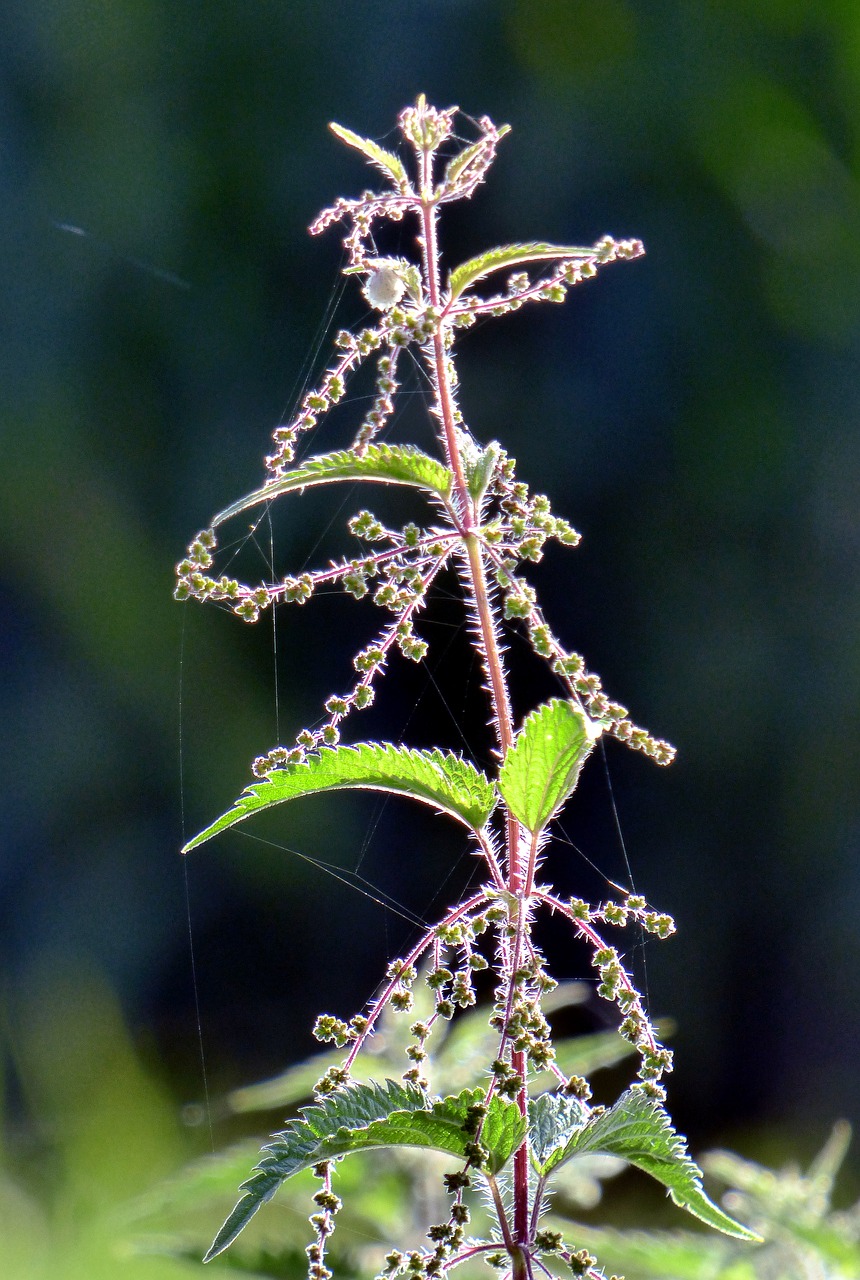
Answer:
xmin=536 ymin=1088 xmax=762 ymax=1241
xmin=212 ymin=445 xmax=453 ymax=526
xmin=329 ymin=122 xmax=409 ymax=190
xmin=204 ymin=1082 xmax=525 ymax=1260
xmin=498 ymin=699 xmax=599 ymax=833
xmin=183 ymin=743 xmax=497 ymax=852
xmin=448 ymin=241 xmax=599 ymax=300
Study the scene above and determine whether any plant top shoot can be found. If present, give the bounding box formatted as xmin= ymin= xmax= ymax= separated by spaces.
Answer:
xmin=176 ymin=98 xmax=757 ymax=1280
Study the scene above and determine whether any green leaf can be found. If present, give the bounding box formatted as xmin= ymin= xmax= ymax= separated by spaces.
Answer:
xmin=529 ymin=1093 xmax=590 ymax=1174
xmin=327 ymin=1088 xmax=523 ymax=1177
xmin=498 ymin=700 xmax=597 ymax=833
xmin=205 ymin=1083 xmax=524 ymax=1260
xmin=441 ymin=125 xmax=510 ymax=190
xmin=213 ymin=446 xmax=452 ymax=526
xmin=481 ymin=1095 xmax=529 ymax=1175
xmin=183 ymin=744 xmax=497 ymax=852
xmin=448 ymin=241 xmax=596 ymax=301
xmin=545 ymin=1088 xmax=761 ymax=1241
xmin=465 ymin=441 xmax=501 ymax=503
xmin=329 ymin=122 xmax=409 ymax=189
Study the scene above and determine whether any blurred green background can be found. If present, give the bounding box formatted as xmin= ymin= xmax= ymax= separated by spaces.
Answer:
xmin=3 ymin=0 xmax=860 ymax=1272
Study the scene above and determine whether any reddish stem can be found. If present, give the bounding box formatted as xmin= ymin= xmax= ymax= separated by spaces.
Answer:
xmin=417 ymin=135 xmax=530 ymax=1279
xmin=344 ymin=890 xmax=491 ymax=1070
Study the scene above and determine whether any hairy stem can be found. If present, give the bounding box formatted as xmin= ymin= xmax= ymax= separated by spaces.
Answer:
xmin=419 ymin=143 xmax=530 ymax=1277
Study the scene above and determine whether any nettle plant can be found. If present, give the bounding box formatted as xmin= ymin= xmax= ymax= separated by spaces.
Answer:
xmin=176 ymin=99 xmax=758 ymax=1279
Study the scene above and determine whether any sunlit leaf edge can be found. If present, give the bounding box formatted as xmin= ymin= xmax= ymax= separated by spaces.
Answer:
xmin=329 ymin=122 xmax=409 ymax=189
xmin=498 ymin=699 xmax=597 ymax=833
xmin=213 ymin=446 xmax=452 ymax=526
xmin=448 ymin=241 xmax=597 ymax=300
xmin=183 ymin=743 xmax=497 ymax=853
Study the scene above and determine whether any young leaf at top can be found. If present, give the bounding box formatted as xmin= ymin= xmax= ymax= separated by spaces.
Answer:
xmin=212 ymin=445 xmax=453 ymax=527
xmin=465 ymin=441 xmax=501 ymax=504
xmin=448 ymin=241 xmax=597 ymax=301
xmin=205 ymin=1082 xmax=524 ymax=1261
xmin=183 ymin=743 xmax=497 ymax=853
xmin=440 ymin=125 xmax=510 ymax=193
xmin=498 ymin=699 xmax=598 ymax=833
xmin=329 ymin=122 xmax=410 ymax=190
xmin=543 ymin=1087 xmax=761 ymax=1241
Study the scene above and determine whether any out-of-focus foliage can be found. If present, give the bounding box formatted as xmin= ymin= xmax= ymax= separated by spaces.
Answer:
xmin=552 ymin=1122 xmax=860 ymax=1279
xmin=3 ymin=0 xmax=860 ymax=1269
xmin=123 ymin=988 xmax=857 ymax=1278
xmin=0 ymin=967 xmax=192 ymax=1279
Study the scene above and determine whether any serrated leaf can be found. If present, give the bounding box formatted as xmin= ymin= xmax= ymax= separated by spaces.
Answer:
xmin=546 ymin=1088 xmax=760 ymax=1241
xmin=329 ymin=122 xmax=409 ymax=189
xmin=482 ymin=1095 xmax=529 ymax=1174
xmin=448 ymin=241 xmax=596 ymax=300
xmin=205 ymin=1083 xmax=523 ymax=1260
xmin=213 ymin=446 xmax=452 ymax=526
xmin=183 ymin=744 xmax=497 ymax=852
xmin=204 ymin=1081 xmax=423 ymax=1260
xmin=498 ymin=700 xmax=597 ymax=833
xmin=529 ymin=1093 xmax=590 ymax=1174
xmin=327 ymin=1089 xmax=523 ymax=1176
xmin=441 ymin=125 xmax=510 ymax=191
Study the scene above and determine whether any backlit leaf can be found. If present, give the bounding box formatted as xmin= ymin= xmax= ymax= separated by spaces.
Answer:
xmin=183 ymin=744 xmax=497 ymax=852
xmin=448 ymin=241 xmax=596 ymax=300
xmin=213 ymin=446 xmax=452 ymax=526
xmin=498 ymin=700 xmax=597 ymax=833
xmin=544 ymin=1088 xmax=760 ymax=1241
xmin=329 ymin=122 xmax=409 ymax=189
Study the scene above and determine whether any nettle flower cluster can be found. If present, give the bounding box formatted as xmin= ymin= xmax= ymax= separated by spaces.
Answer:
xmin=175 ymin=103 xmax=671 ymax=773
xmin=179 ymin=99 xmax=756 ymax=1280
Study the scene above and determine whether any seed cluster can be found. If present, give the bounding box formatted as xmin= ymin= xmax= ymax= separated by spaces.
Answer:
xmin=305 ymin=1161 xmax=341 ymax=1280
xmin=541 ymin=889 xmax=676 ymax=1098
xmin=175 ymin=94 xmax=674 ymax=776
xmin=249 ymin=521 xmax=454 ymax=775
xmin=465 ymin=448 xmax=675 ymax=766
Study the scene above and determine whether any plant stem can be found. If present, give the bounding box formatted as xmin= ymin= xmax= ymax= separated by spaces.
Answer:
xmin=419 ymin=150 xmax=530 ymax=1280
